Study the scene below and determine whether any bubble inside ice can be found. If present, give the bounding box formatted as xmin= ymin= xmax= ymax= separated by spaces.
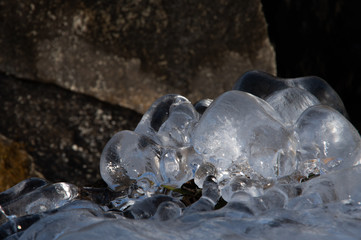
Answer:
xmin=2 ymin=70 xmax=361 ymax=239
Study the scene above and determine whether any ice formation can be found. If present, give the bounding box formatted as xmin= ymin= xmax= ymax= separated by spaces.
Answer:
xmin=2 ymin=70 xmax=361 ymax=239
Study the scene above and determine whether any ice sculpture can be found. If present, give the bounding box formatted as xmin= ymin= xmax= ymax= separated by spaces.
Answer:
xmin=99 ymin=71 xmax=360 ymax=196
xmin=2 ymin=70 xmax=361 ymax=240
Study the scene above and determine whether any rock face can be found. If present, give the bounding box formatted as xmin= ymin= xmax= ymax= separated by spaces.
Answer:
xmin=0 ymin=0 xmax=275 ymax=113
xmin=0 ymin=74 xmax=141 ymax=186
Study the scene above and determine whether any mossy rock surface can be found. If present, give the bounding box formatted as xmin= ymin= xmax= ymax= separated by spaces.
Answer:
xmin=0 ymin=134 xmax=42 ymax=192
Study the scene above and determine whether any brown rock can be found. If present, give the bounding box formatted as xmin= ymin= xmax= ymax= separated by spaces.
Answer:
xmin=0 ymin=0 xmax=275 ymax=113
xmin=0 ymin=134 xmax=43 ymax=192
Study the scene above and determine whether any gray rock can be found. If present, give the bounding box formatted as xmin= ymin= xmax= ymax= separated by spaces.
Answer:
xmin=0 ymin=0 xmax=275 ymax=113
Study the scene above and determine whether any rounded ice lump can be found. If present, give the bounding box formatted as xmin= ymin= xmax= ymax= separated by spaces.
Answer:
xmin=100 ymin=71 xmax=359 ymax=194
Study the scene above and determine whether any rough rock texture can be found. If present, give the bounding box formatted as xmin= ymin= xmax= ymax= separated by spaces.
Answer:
xmin=262 ymin=0 xmax=361 ymax=131
xmin=0 ymin=73 xmax=141 ymax=186
xmin=0 ymin=0 xmax=276 ymax=113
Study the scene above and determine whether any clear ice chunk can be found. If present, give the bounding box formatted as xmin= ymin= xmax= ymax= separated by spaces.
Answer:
xmin=0 ymin=182 xmax=78 ymax=220
xmin=122 ymin=195 xmax=183 ymax=219
xmin=288 ymin=75 xmax=348 ymax=117
xmin=194 ymin=98 xmax=213 ymax=115
xmin=0 ymin=178 xmax=48 ymax=206
xmin=3 ymin=70 xmax=361 ymax=239
xmin=233 ymin=70 xmax=348 ymax=117
xmin=265 ymin=87 xmax=320 ymax=127
xmin=192 ymin=90 xmax=298 ymax=183
xmin=220 ymin=176 xmax=264 ymax=202
xmin=194 ymin=162 xmax=218 ymax=188
xmin=295 ymin=105 xmax=361 ymax=176
xmin=225 ymin=185 xmax=288 ymax=215
xmin=159 ymin=148 xmax=193 ymax=186
xmin=100 ymin=130 xmax=162 ymax=191
xmin=287 ymin=165 xmax=361 ymax=211
xmin=157 ymin=101 xmax=199 ymax=147
xmin=248 ymin=187 xmax=289 ymax=214
xmin=18 ymin=201 xmax=114 ymax=240
xmin=153 ymin=201 xmax=183 ymax=221
xmin=134 ymin=94 xmax=190 ymax=144
xmin=233 ymin=70 xmax=288 ymax=99
xmin=185 ymin=175 xmax=220 ymax=213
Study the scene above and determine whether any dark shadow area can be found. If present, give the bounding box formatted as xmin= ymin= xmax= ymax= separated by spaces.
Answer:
xmin=0 ymin=73 xmax=142 ymax=186
xmin=262 ymin=0 xmax=361 ymax=131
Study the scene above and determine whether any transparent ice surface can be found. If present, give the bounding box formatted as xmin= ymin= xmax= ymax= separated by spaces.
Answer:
xmin=100 ymin=130 xmax=162 ymax=191
xmin=122 ymin=195 xmax=184 ymax=219
xmin=194 ymin=98 xmax=213 ymax=115
xmin=153 ymin=201 xmax=183 ymax=221
xmin=295 ymin=105 xmax=361 ymax=177
xmin=0 ymin=178 xmax=48 ymax=206
xmin=233 ymin=70 xmax=348 ymax=117
xmin=134 ymin=94 xmax=190 ymax=145
xmin=289 ymin=165 xmax=361 ymax=210
xmin=157 ymin=101 xmax=199 ymax=148
xmin=17 ymin=200 xmax=116 ymax=240
xmin=192 ymin=90 xmax=298 ymax=186
xmin=0 ymin=182 xmax=78 ymax=222
xmin=287 ymin=75 xmax=348 ymax=117
xmin=10 ymin=190 xmax=361 ymax=240
xmin=3 ymin=162 xmax=361 ymax=240
xmin=2 ymin=72 xmax=360 ymax=239
xmin=265 ymin=87 xmax=320 ymax=127
xmin=220 ymin=176 xmax=265 ymax=202
xmin=159 ymin=148 xmax=194 ymax=186
xmin=194 ymin=162 xmax=218 ymax=188
xmin=233 ymin=70 xmax=288 ymax=99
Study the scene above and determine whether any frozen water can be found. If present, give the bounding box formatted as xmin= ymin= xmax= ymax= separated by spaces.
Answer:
xmin=233 ymin=70 xmax=288 ymax=99
xmin=192 ymin=90 xmax=298 ymax=185
xmin=16 ymin=200 xmax=116 ymax=240
xmin=234 ymin=70 xmax=348 ymax=117
xmin=184 ymin=175 xmax=220 ymax=213
xmin=193 ymin=98 xmax=213 ymax=115
xmin=159 ymin=148 xmax=194 ymax=186
xmin=103 ymin=94 xmax=200 ymax=193
xmin=0 ymin=182 xmax=78 ymax=225
xmin=100 ymin=130 xmax=162 ymax=191
xmin=265 ymin=87 xmax=320 ymax=127
xmin=134 ymin=94 xmax=190 ymax=145
xmin=220 ymin=176 xmax=265 ymax=202
xmin=2 ymin=71 xmax=361 ymax=239
xmin=122 ymin=195 xmax=184 ymax=219
xmin=295 ymin=105 xmax=361 ymax=177
xmin=287 ymin=75 xmax=348 ymax=117
xmin=0 ymin=178 xmax=48 ymax=206
xmin=153 ymin=201 xmax=183 ymax=221
xmin=4 ymin=185 xmax=361 ymax=240
xmin=157 ymin=101 xmax=199 ymax=148
xmin=194 ymin=162 xmax=218 ymax=188
xmin=288 ymin=165 xmax=361 ymax=210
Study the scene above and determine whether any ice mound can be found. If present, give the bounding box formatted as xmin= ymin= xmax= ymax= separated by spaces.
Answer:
xmin=2 ymin=70 xmax=361 ymax=239
xmin=100 ymin=71 xmax=359 ymax=195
